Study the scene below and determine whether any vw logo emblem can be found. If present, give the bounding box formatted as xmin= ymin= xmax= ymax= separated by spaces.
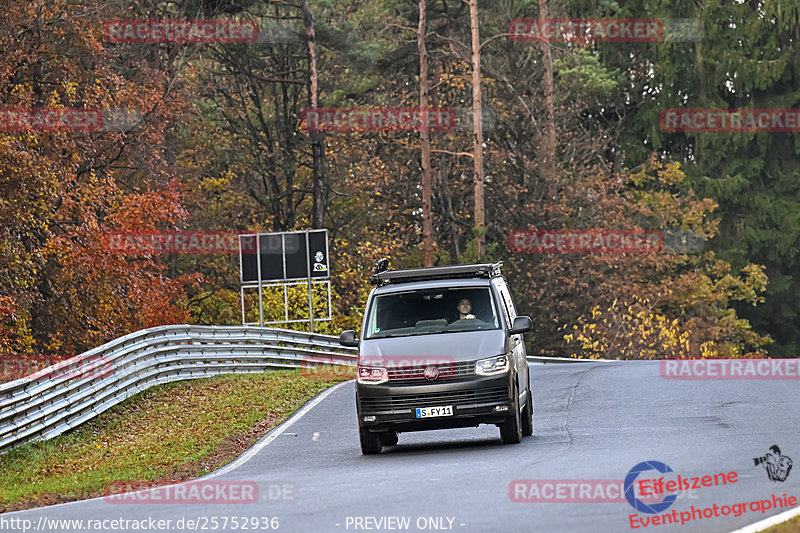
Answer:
xmin=423 ymin=366 xmax=439 ymax=381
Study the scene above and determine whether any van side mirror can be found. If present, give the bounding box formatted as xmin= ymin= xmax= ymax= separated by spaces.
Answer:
xmin=509 ymin=316 xmax=533 ymax=335
xmin=339 ymin=330 xmax=359 ymax=347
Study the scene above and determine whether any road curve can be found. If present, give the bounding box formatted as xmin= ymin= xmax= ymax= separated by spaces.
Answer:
xmin=4 ymin=361 xmax=799 ymax=533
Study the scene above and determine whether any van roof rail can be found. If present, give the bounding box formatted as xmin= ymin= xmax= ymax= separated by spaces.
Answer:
xmin=369 ymin=262 xmax=503 ymax=286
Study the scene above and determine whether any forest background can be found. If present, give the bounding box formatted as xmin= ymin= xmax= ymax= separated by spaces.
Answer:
xmin=3 ymin=0 xmax=798 ymax=362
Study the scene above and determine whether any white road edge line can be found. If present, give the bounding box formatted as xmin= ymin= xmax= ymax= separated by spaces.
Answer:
xmin=4 ymin=380 xmax=350 ymax=516
xmin=728 ymin=505 xmax=800 ymax=533
xmin=203 ymin=380 xmax=349 ymax=480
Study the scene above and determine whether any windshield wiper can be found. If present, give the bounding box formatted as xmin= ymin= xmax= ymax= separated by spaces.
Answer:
xmin=389 ymin=329 xmax=453 ymax=338
xmin=369 ymin=332 xmax=412 ymax=339
xmin=370 ymin=327 xmax=493 ymax=339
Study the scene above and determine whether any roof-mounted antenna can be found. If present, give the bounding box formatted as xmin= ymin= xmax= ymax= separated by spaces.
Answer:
xmin=369 ymin=258 xmax=390 ymax=286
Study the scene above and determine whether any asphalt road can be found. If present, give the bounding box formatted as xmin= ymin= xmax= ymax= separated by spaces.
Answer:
xmin=4 ymin=361 xmax=800 ymax=533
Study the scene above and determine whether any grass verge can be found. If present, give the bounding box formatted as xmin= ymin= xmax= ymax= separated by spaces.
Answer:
xmin=761 ymin=514 xmax=800 ymax=533
xmin=0 ymin=368 xmax=352 ymax=512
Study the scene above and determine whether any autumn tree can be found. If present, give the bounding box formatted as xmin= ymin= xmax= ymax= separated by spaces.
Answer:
xmin=0 ymin=0 xmax=199 ymax=356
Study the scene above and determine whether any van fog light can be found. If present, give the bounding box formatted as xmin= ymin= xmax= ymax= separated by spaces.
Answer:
xmin=362 ymin=415 xmax=377 ymax=422
xmin=494 ymin=405 xmax=510 ymax=412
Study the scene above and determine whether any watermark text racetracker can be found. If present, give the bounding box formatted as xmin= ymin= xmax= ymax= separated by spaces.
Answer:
xmin=509 ymin=229 xmax=663 ymax=254
xmin=301 ymin=107 xmax=456 ymax=132
xmin=660 ymin=358 xmax=800 ymax=379
xmin=509 ymin=479 xmax=700 ymax=503
xmin=0 ymin=108 xmax=142 ymax=132
xmin=661 ymin=108 xmax=800 ymax=132
xmin=103 ymin=479 xmax=294 ymax=504
xmin=509 ymin=18 xmax=702 ymax=42
xmin=510 ymin=18 xmax=663 ymax=42
xmin=2 ymin=354 xmax=71 ymax=381
xmin=509 ymin=229 xmax=704 ymax=254
xmin=104 ymin=480 xmax=258 ymax=504
xmin=303 ymin=357 xmax=458 ymax=381
xmin=106 ymin=231 xmax=254 ymax=255
xmin=1 ymin=353 xmax=111 ymax=381
xmin=104 ymin=19 xmax=259 ymax=43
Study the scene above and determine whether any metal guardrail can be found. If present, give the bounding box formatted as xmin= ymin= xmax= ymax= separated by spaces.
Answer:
xmin=0 ymin=325 xmax=357 ymax=453
xmin=526 ymin=355 xmax=613 ymax=363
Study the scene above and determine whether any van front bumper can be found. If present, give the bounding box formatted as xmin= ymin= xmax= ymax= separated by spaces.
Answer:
xmin=356 ymin=372 xmax=515 ymax=432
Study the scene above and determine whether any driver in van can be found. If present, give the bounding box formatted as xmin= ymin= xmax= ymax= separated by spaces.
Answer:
xmin=457 ymin=298 xmax=476 ymax=320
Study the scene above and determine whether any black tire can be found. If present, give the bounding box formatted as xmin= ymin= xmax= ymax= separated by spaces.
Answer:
xmin=359 ymin=425 xmax=383 ymax=454
xmin=380 ymin=430 xmax=398 ymax=446
xmin=499 ymin=387 xmax=523 ymax=444
xmin=522 ymin=389 xmax=533 ymax=437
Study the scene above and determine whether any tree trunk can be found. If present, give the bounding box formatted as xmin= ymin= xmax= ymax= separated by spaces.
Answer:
xmin=300 ymin=0 xmax=328 ymax=228
xmin=418 ymin=0 xmax=434 ymax=266
xmin=431 ymin=58 xmax=460 ymax=263
xmin=539 ymin=0 xmax=557 ymax=200
xmin=469 ymin=0 xmax=484 ymax=259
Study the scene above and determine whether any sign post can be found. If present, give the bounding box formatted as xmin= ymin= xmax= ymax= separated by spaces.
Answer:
xmin=305 ymin=230 xmax=314 ymax=332
xmin=238 ymin=229 xmax=330 ymax=330
xmin=257 ymin=237 xmax=264 ymax=326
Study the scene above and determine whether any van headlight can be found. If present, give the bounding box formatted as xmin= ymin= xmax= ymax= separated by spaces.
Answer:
xmin=475 ymin=355 xmax=509 ymax=376
xmin=357 ymin=365 xmax=388 ymax=384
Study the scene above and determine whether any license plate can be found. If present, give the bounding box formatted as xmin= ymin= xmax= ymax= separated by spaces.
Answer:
xmin=415 ymin=405 xmax=454 ymax=418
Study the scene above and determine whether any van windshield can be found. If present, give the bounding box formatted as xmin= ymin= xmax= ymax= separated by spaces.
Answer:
xmin=365 ymin=287 xmax=500 ymax=339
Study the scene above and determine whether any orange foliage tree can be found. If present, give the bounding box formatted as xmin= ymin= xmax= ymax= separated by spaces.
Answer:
xmin=1 ymin=1 xmax=199 ymax=357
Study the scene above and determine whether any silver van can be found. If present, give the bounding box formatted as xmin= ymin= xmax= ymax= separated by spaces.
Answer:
xmin=339 ymin=261 xmax=533 ymax=454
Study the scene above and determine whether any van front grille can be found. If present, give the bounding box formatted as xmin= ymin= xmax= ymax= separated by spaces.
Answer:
xmin=359 ymin=387 xmax=509 ymax=412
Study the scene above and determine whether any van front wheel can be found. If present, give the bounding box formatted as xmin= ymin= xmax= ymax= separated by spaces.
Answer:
xmin=359 ymin=425 xmax=383 ymax=454
xmin=380 ymin=429 xmax=398 ymax=446
xmin=499 ymin=387 xmax=523 ymax=444
xmin=522 ymin=389 xmax=533 ymax=437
